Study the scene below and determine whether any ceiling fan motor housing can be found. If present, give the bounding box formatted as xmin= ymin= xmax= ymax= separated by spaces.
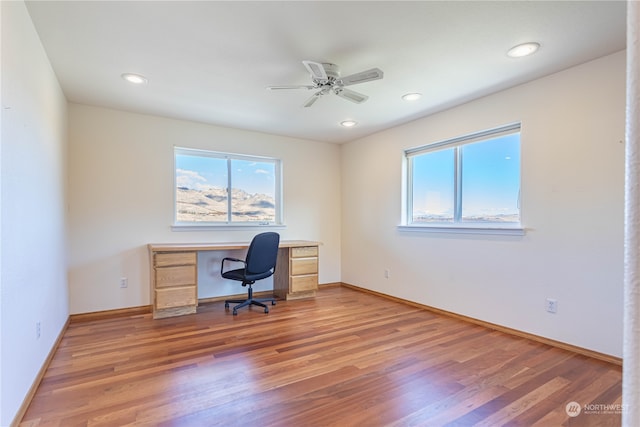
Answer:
xmin=321 ymin=63 xmax=340 ymax=81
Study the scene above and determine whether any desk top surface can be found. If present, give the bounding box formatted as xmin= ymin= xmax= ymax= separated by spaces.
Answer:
xmin=148 ymin=240 xmax=319 ymax=252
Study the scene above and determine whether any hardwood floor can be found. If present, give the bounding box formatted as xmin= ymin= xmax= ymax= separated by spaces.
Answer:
xmin=20 ymin=286 xmax=622 ymax=426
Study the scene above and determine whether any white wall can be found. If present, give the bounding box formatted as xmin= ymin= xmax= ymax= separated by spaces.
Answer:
xmin=341 ymin=51 xmax=626 ymax=358
xmin=1 ymin=2 xmax=69 ymax=424
xmin=68 ymin=104 xmax=341 ymax=314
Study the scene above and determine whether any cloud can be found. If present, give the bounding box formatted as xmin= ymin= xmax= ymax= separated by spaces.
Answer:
xmin=176 ymin=169 xmax=207 ymax=189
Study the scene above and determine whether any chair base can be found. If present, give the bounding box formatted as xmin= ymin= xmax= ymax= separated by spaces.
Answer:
xmin=224 ymin=285 xmax=276 ymax=315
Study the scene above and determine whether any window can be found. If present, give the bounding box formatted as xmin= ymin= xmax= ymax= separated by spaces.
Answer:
xmin=405 ymin=123 xmax=521 ymax=231
xmin=174 ymin=147 xmax=282 ymax=226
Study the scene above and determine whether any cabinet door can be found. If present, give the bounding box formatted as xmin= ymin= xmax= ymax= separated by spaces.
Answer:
xmin=290 ymin=258 xmax=318 ymax=275
xmin=155 ymin=265 xmax=196 ymax=288
xmin=291 ymin=275 xmax=318 ymax=292
xmin=291 ymin=246 xmax=318 ymax=258
xmin=155 ymin=252 xmax=196 ymax=267
xmin=156 ymin=287 xmax=197 ymax=309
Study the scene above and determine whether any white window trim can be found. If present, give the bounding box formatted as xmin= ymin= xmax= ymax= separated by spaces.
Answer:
xmin=171 ymin=223 xmax=287 ymax=232
xmin=173 ymin=147 xmax=283 ymax=229
xmin=397 ymin=224 xmax=525 ymax=236
xmin=402 ymin=123 xmax=523 ymax=234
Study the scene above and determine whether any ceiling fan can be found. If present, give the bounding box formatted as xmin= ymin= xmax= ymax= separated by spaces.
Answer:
xmin=267 ymin=60 xmax=384 ymax=108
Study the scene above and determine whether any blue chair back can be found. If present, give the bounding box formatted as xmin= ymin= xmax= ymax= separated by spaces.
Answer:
xmin=245 ymin=232 xmax=280 ymax=275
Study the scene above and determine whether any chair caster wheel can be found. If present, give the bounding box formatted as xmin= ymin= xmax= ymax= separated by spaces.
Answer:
xmin=271 ymin=301 xmax=276 ymax=305
xmin=232 ymin=309 xmax=237 ymax=315
xmin=225 ymin=302 xmax=229 ymax=308
xmin=264 ymin=308 xmax=269 ymax=313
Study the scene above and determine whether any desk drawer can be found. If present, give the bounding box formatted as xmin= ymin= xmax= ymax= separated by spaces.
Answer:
xmin=155 ymin=265 xmax=196 ymax=288
xmin=156 ymin=286 xmax=196 ymax=309
xmin=290 ymin=257 xmax=318 ymax=275
xmin=291 ymin=246 xmax=318 ymax=258
xmin=155 ymin=252 xmax=196 ymax=267
xmin=291 ymin=274 xmax=318 ymax=292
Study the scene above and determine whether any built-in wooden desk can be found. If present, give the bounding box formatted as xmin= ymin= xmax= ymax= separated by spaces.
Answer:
xmin=148 ymin=240 xmax=319 ymax=319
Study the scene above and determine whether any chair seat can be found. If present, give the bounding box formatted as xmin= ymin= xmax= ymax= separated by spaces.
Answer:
xmin=221 ymin=268 xmax=246 ymax=282
xmin=222 ymin=268 xmax=273 ymax=283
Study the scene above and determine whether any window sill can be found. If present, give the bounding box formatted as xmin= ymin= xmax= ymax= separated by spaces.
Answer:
xmin=397 ymin=224 xmax=525 ymax=236
xmin=172 ymin=223 xmax=287 ymax=232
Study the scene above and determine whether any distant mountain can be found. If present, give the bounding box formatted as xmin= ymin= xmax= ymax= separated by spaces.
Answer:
xmin=413 ymin=213 xmax=519 ymax=223
xmin=176 ymin=187 xmax=275 ymax=222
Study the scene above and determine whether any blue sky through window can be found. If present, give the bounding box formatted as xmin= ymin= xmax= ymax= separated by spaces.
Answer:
xmin=461 ymin=134 xmax=520 ymax=219
xmin=412 ymin=148 xmax=454 ymax=219
xmin=411 ymin=133 xmax=520 ymax=222
xmin=176 ymin=154 xmax=227 ymax=190
xmin=176 ymin=154 xmax=275 ymax=197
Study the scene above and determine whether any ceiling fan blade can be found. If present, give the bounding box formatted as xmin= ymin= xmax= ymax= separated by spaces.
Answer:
xmin=267 ymin=85 xmax=315 ymax=90
xmin=302 ymin=60 xmax=328 ymax=81
xmin=303 ymin=93 xmax=321 ymax=108
xmin=339 ymin=68 xmax=384 ymax=86
xmin=336 ymin=88 xmax=369 ymax=104
xmin=303 ymin=87 xmax=332 ymax=108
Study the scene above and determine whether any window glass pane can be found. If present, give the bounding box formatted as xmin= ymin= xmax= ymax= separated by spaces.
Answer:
xmin=174 ymin=149 xmax=281 ymax=225
xmin=175 ymin=154 xmax=228 ymax=222
xmin=460 ymin=134 xmax=520 ymax=223
xmin=411 ymin=148 xmax=455 ymax=223
xmin=230 ymin=159 xmax=276 ymax=222
xmin=405 ymin=123 xmax=521 ymax=229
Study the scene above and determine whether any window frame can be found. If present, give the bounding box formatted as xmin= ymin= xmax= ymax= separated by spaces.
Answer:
xmin=172 ymin=147 xmax=284 ymax=230
xmin=400 ymin=123 xmax=524 ymax=235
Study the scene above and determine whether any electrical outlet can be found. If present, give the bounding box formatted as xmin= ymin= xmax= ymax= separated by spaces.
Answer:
xmin=546 ymin=298 xmax=558 ymax=314
xmin=120 ymin=277 xmax=128 ymax=288
xmin=384 ymin=269 xmax=390 ymax=279
xmin=36 ymin=321 xmax=41 ymax=339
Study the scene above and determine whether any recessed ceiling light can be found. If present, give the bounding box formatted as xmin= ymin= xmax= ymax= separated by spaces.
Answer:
xmin=340 ymin=120 xmax=357 ymax=128
xmin=121 ymin=73 xmax=148 ymax=85
xmin=402 ymin=93 xmax=422 ymax=101
xmin=507 ymin=42 xmax=540 ymax=58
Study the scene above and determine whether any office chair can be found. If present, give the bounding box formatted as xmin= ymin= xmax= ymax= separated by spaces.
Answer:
xmin=222 ymin=232 xmax=280 ymax=315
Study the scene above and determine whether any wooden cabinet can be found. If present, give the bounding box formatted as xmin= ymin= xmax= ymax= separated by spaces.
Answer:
xmin=150 ymin=250 xmax=197 ymax=319
xmin=274 ymin=245 xmax=318 ymax=300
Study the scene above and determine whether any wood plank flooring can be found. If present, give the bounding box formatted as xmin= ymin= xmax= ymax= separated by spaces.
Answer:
xmin=20 ymin=286 xmax=622 ymax=426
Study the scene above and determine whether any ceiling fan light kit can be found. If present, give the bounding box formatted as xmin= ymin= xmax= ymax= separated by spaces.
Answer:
xmin=267 ymin=60 xmax=384 ymax=108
